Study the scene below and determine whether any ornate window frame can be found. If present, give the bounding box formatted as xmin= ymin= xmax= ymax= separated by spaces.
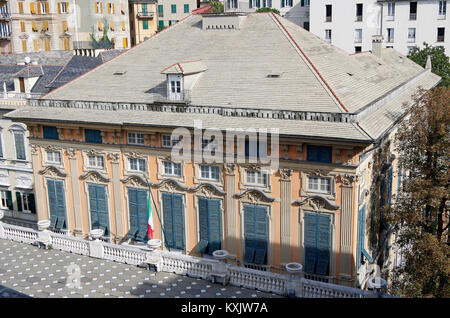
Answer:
xmin=123 ymin=151 xmax=148 ymax=176
xmin=157 ymin=156 xmax=185 ymax=183
xmin=194 ymin=163 xmax=223 ymax=187
xmin=82 ymin=149 xmax=107 ymax=174
xmin=238 ymin=164 xmax=272 ymax=193
xmin=301 ymin=169 xmax=337 ymax=201
xmin=42 ymin=145 xmax=64 ymax=168
xmin=120 ymin=174 xmax=149 ymax=237
xmin=9 ymin=123 xmax=28 ymax=162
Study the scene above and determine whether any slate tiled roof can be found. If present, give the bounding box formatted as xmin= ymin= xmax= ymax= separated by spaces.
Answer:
xmin=13 ymin=65 xmax=45 ymax=78
xmin=0 ymin=50 xmax=73 ymax=66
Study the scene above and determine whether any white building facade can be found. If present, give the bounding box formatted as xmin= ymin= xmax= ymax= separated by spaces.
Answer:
xmin=288 ymin=0 xmax=450 ymax=56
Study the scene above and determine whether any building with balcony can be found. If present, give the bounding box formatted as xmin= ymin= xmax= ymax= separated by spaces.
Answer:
xmin=0 ymin=0 xmax=11 ymax=54
xmin=4 ymin=12 xmax=440 ymax=288
xmin=288 ymin=0 xmax=450 ymax=56
xmin=156 ymin=0 xmax=198 ymax=29
xmin=129 ymin=0 xmax=158 ymax=46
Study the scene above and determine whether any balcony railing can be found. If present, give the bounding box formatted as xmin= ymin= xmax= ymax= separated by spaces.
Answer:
xmin=0 ymin=92 xmax=42 ymax=100
xmin=409 ymin=13 xmax=417 ymax=20
xmin=325 ymin=16 xmax=332 ymax=22
xmin=356 ymin=15 xmax=362 ymax=22
xmin=153 ymin=88 xmax=192 ymax=103
xmin=137 ymin=11 xmax=155 ymax=18
xmin=0 ymin=221 xmax=398 ymax=298
xmin=0 ymin=31 xmax=10 ymax=39
xmin=437 ymin=35 xmax=445 ymax=42
xmin=0 ymin=12 xmax=10 ymax=19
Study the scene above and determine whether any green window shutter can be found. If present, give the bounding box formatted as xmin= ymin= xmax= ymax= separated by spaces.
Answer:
xmin=171 ymin=4 xmax=176 ymax=13
xmin=136 ymin=189 xmax=148 ymax=241
xmin=0 ymin=134 xmax=3 ymax=157
xmin=304 ymin=212 xmax=317 ymax=273
xmin=14 ymin=133 xmax=26 ymax=160
xmin=15 ymin=192 xmax=23 ymax=211
xmin=89 ymin=185 xmax=99 ymax=228
xmin=28 ymin=193 xmax=36 ymax=214
xmin=47 ymin=179 xmax=57 ymax=219
xmin=143 ymin=20 xmax=148 ymax=29
xmin=6 ymin=190 xmax=13 ymax=210
xmin=316 ymin=214 xmax=331 ymax=275
xmin=244 ymin=204 xmax=256 ymax=263
xmin=197 ymin=197 xmax=209 ymax=254
xmin=50 ymin=215 xmax=58 ymax=228
xmin=172 ymin=194 xmax=184 ymax=250
xmin=158 ymin=4 xmax=163 ymax=14
xmin=85 ymin=129 xmax=102 ymax=144
xmin=254 ymin=206 xmax=267 ymax=265
xmin=126 ymin=188 xmax=139 ymax=239
xmin=54 ymin=180 xmax=67 ymax=229
xmin=207 ymin=199 xmax=221 ymax=254
xmin=43 ymin=126 xmax=59 ymax=140
xmin=357 ymin=205 xmax=366 ymax=266
xmin=184 ymin=4 xmax=189 ymax=13
xmin=89 ymin=184 xmax=109 ymax=236
xmin=158 ymin=20 xmax=164 ymax=28
xmin=142 ymin=3 xmax=147 ymax=13
xmin=162 ymin=193 xmax=174 ymax=248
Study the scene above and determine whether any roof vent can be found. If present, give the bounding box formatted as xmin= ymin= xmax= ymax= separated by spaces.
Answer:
xmin=113 ymin=71 xmax=126 ymax=75
xmin=202 ymin=13 xmax=247 ymax=30
xmin=267 ymin=73 xmax=281 ymax=78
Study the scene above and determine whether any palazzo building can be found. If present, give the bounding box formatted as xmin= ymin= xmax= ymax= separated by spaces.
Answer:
xmin=5 ymin=12 xmax=440 ymax=287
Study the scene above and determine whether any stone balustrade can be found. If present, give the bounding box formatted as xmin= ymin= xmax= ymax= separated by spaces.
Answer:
xmin=0 ymin=221 xmax=395 ymax=298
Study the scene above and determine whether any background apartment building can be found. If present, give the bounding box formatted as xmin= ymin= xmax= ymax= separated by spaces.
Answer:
xmin=129 ymin=0 xmax=158 ymax=46
xmin=156 ymin=0 xmax=198 ymax=29
xmin=4 ymin=0 xmax=130 ymax=54
xmin=224 ymin=0 xmax=308 ymax=16
xmin=289 ymin=0 xmax=449 ymax=56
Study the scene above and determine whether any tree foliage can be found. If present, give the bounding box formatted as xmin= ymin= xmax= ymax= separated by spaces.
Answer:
xmin=256 ymin=7 xmax=281 ymax=15
xmin=90 ymin=18 xmax=113 ymax=49
xmin=408 ymin=43 xmax=450 ymax=87
xmin=209 ymin=1 xmax=224 ymax=13
xmin=389 ymin=87 xmax=450 ymax=297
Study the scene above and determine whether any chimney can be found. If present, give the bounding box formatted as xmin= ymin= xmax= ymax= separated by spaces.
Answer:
xmin=425 ymin=55 xmax=432 ymax=70
xmin=372 ymin=35 xmax=383 ymax=58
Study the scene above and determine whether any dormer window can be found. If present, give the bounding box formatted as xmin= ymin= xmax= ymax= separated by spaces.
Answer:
xmin=168 ymin=75 xmax=183 ymax=100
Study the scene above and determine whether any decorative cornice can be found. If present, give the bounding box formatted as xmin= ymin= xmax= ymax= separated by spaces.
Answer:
xmin=84 ymin=149 xmax=104 ymax=156
xmin=38 ymin=165 xmax=67 ymax=177
xmin=43 ymin=145 xmax=62 ymax=152
xmin=79 ymin=170 xmax=110 ymax=183
xmin=233 ymin=188 xmax=275 ymax=203
xmin=30 ymin=144 xmax=39 ymax=155
xmin=66 ymin=148 xmax=77 ymax=159
xmin=339 ymin=174 xmax=359 ymax=186
xmin=279 ymin=168 xmax=293 ymax=181
xmin=191 ymin=183 xmax=226 ymax=197
xmin=125 ymin=151 xmax=146 ymax=159
xmin=292 ymin=195 xmax=340 ymax=211
xmin=120 ymin=174 xmax=148 ymax=188
xmin=108 ymin=152 xmax=120 ymax=164
xmin=224 ymin=163 xmax=235 ymax=175
xmin=150 ymin=178 xmax=190 ymax=192
xmin=309 ymin=169 xmax=330 ymax=177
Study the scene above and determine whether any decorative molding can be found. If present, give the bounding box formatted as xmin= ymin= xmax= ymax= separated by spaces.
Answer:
xmin=191 ymin=183 xmax=226 ymax=197
xmin=279 ymin=168 xmax=293 ymax=181
xmin=43 ymin=145 xmax=62 ymax=152
xmin=30 ymin=144 xmax=39 ymax=155
xmin=108 ymin=152 xmax=120 ymax=164
xmin=151 ymin=178 xmax=189 ymax=192
xmin=79 ymin=170 xmax=110 ymax=183
xmin=309 ymin=169 xmax=329 ymax=177
xmin=224 ymin=163 xmax=235 ymax=175
xmin=66 ymin=148 xmax=77 ymax=159
xmin=125 ymin=151 xmax=146 ymax=159
xmin=292 ymin=195 xmax=340 ymax=211
xmin=38 ymin=165 xmax=67 ymax=177
xmin=84 ymin=149 xmax=104 ymax=156
xmin=120 ymin=174 xmax=148 ymax=188
xmin=339 ymin=174 xmax=359 ymax=186
xmin=233 ymin=188 xmax=275 ymax=203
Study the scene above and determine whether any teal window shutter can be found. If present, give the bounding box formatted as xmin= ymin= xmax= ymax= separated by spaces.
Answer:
xmin=6 ymin=190 xmax=13 ymax=210
xmin=316 ymin=214 xmax=331 ymax=275
xmin=357 ymin=205 xmax=366 ymax=266
xmin=85 ymin=129 xmax=102 ymax=144
xmin=54 ymin=180 xmax=67 ymax=229
xmin=88 ymin=184 xmax=109 ymax=235
xmin=244 ymin=205 xmax=256 ymax=263
xmin=136 ymin=189 xmax=148 ymax=241
xmin=184 ymin=4 xmax=189 ymax=13
xmin=162 ymin=193 xmax=174 ymax=248
xmin=14 ymin=133 xmax=26 ymax=160
xmin=50 ymin=215 xmax=58 ymax=228
xmin=16 ymin=192 xmax=23 ymax=212
xmin=171 ymin=4 xmax=176 ymax=13
xmin=197 ymin=197 xmax=209 ymax=254
xmin=304 ymin=212 xmax=317 ymax=273
xmin=158 ymin=4 xmax=163 ymax=14
xmin=43 ymin=126 xmax=59 ymax=140
xmin=143 ymin=20 xmax=148 ymax=29
xmin=244 ymin=204 xmax=268 ymax=264
xmin=28 ymin=193 xmax=36 ymax=214
xmin=126 ymin=188 xmax=139 ymax=239
xmin=307 ymin=145 xmax=332 ymax=163
xmin=142 ymin=3 xmax=147 ymax=13
xmin=172 ymin=194 xmax=184 ymax=250
xmin=158 ymin=20 xmax=164 ymax=28
xmin=47 ymin=179 xmax=57 ymax=225
xmin=207 ymin=199 xmax=221 ymax=254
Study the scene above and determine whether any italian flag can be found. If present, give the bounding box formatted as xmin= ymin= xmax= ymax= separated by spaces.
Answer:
xmin=147 ymin=194 xmax=154 ymax=239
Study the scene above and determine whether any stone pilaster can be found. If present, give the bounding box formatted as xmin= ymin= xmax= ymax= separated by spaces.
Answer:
xmin=279 ymin=168 xmax=292 ymax=264
xmin=339 ymin=174 xmax=357 ymax=277
xmin=109 ymin=152 xmax=124 ymax=240
xmin=67 ymin=148 xmax=83 ymax=236
xmin=224 ymin=164 xmax=236 ymax=257
xmin=30 ymin=145 xmax=46 ymax=221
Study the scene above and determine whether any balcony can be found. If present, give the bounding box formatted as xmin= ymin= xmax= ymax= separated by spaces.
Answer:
xmin=137 ymin=11 xmax=155 ymax=19
xmin=386 ymin=14 xmax=394 ymax=21
xmin=438 ymin=13 xmax=446 ymax=20
xmin=0 ymin=12 xmax=10 ymax=20
xmin=355 ymin=15 xmax=362 ymax=22
xmin=409 ymin=13 xmax=417 ymax=20
xmin=153 ymin=88 xmax=192 ymax=104
xmin=407 ymin=37 xmax=416 ymax=43
xmin=325 ymin=16 xmax=332 ymax=22
xmin=437 ymin=35 xmax=445 ymax=42
xmin=0 ymin=31 xmax=10 ymax=39
xmin=0 ymin=91 xmax=42 ymax=100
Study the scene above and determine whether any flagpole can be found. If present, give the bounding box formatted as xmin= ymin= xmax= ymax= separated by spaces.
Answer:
xmin=144 ymin=177 xmax=170 ymax=252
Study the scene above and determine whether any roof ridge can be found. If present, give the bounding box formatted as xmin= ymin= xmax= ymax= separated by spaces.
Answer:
xmin=46 ymin=55 xmax=74 ymax=88
xmin=270 ymin=12 xmax=350 ymax=113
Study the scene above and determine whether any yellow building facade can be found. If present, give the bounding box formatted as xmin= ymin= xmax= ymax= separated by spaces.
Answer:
xmin=129 ymin=0 xmax=158 ymax=46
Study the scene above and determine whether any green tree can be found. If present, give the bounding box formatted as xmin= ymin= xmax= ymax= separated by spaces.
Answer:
xmin=408 ymin=43 xmax=450 ymax=87
xmin=209 ymin=1 xmax=224 ymax=13
xmin=256 ymin=7 xmax=280 ymax=15
xmin=389 ymin=87 xmax=450 ymax=297
xmin=157 ymin=25 xmax=167 ymax=33
xmin=90 ymin=18 xmax=113 ymax=49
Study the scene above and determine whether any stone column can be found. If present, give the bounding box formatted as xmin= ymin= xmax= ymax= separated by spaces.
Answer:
xmin=30 ymin=145 xmax=46 ymax=221
xmin=67 ymin=148 xmax=83 ymax=236
xmin=109 ymin=152 xmax=124 ymax=240
xmin=280 ymin=168 xmax=292 ymax=265
xmin=224 ymin=164 xmax=236 ymax=257
xmin=339 ymin=174 xmax=357 ymax=277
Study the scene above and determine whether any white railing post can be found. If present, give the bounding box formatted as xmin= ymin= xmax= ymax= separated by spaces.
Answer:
xmin=36 ymin=220 xmax=52 ymax=249
xmin=0 ymin=211 xmax=4 ymax=239
xmin=88 ymin=229 xmax=105 ymax=258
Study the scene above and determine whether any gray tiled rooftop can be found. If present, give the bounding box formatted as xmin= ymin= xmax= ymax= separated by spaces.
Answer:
xmin=0 ymin=240 xmax=282 ymax=299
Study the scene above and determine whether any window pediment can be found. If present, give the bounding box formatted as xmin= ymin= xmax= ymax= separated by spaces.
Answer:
xmin=292 ymin=195 xmax=339 ymax=211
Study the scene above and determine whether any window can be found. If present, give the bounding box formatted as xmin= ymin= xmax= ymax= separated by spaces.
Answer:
xmin=16 ymin=191 xmax=35 ymax=213
xmin=107 ymin=2 xmax=113 ymax=14
xmin=162 ymin=134 xmax=180 ymax=148
xmin=244 ymin=205 xmax=268 ymax=265
xmin=355 ymin=46 xmax=362 ymax=53
xmin=127 ymin=132 xmax=145 ymax=145
xmin=129 ymin=158 xmax=146 ymax=172
xmin=200 ymin=165 xmax=220 ymax=181
xmin=59 ymin=2 xmax=69 ymax=13
xmin=410 ymin=1 xmax=417 ymax=20
xmin=304 ymin=212 xmax=331 ymax=275
xmin=158 ymin=5 xmax=163 ymax=17
xmin=408 ymin=28 xmax=416 ymax=42
xmin=85 ymin=129 xmax=102 ymax=144
xmin=39 ymin=1 xmax=48 ymax=14
xmin=126 ymin=188 xmax=149 ymax=241
xmin=87 ymin=155 xmax=105 ymax=169
xmin=184 ymin=4 xmax=189 ymax=13
xmin=308 ymin=176 xmax=332 ymax=194
xmin=325 ymin=4 xmax=332 ymax=22
xmin=355 ymin=29 xmax=362 ymax=43
xmin=88 ymin=184 xmax=109 ymax=236
xmin=201 ymin=137 xmax=218 ymax=152
xmin=387 ymin=2 xmax=395 ymax=18
xmin=197 ymin=198 xmax=221 ymax=255
xmin=95 ymin=2 xmax=103 ymax=14
xmin=171 ymin=4 xmax=176 ymax=13
xmin=307 ymin=145 xmax=332 ymax=163
xmin=229 ymin=0 xmax=238 ymax=8
xmin=162 ymin=193 xmax=184 ymax=250
xmin=437 ymin=27 xmax=445 ymax=42
xmin=356 ymin=3 xmax=363 ymax=21
xmin=301 ymin=0 xmax=310 ymax=7
xmin=122 ymin=37 xmax=128 ymax=48
xmin=121 ymin=21 xmax=126 ymax=31
xmin=325 ymin=29 xmax=332 ymax=42
xmin=387 ymin=28 xmax=394 ymax=42
xmin=303 ymin=21 xmax=310 ymax=31
xmin=47 ymin=151 xmax=62 ymax=164
xmin=158 ymin=20 xmax=164 ymax=28
xmin=47 ymin=179 xmax=67 ymax=230
xmin=143 ymin=20 xmax=148 ymax=30
xmin=19 ymin=2 xmax=24 ymax=13
xmin=20 ymin=21 xmax=25 ymax=33
xmin=0 ymin=190 xmax=12 ymax=210
xmin=13 ymin=132 xmax=26 ymax=160
xmin=439 ymin=1 xmax=447 ymax=17
xmin=43 ymin=126 xmax=59 ymax=140
xmin=163 ymin=161 xmax=182 ymax=176
xmin=246 ymin=170 xmax=268 ymax=187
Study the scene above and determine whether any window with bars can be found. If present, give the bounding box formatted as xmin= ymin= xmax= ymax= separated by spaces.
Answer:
xmin=88 ymin=155 xmax=105 ymax=169
xmin=127 ymin=132 xmax=145 ymax=145
xmin=200 ymin=165 xmax=220 ymax=181
xmin=163 ymin=161 xmax=182 ymax=176
xmin=246 ymin=170 xmax=268 ymax=187
xmin=308 ymin=176 xmax=332 ymax=194
xmin=47 ymin=151 xmax=62 ymax=164
xmin=129 ymin=158 xmax=146 ymax=172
